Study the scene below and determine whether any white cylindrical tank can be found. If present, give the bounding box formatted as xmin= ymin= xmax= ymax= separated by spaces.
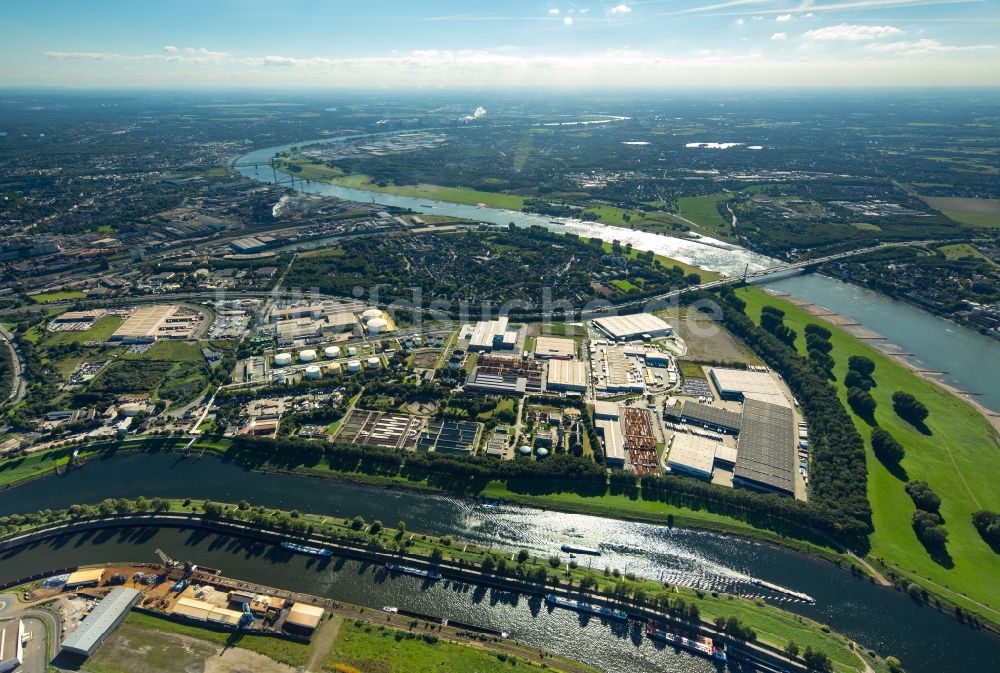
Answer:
xmin=367 ymin=356 xmax=381 ymax=369
xmin=347 ymin=346 xmax=358 ymax=356
xmin=299 ymin=349 xmax=317 ymax=362
xmin=327 ymin=361 xmax=342 ymax=374
xmin=362 ymin=308 xmax=382 ymax=320
xmin=274 ymin=353 xmax=292 ymax=366
xmin=536 ymin=447 xmax=549 ymax=458
xmin=518 ymin=445 xmax=532 ymax=456
xmin=304 ymin=365 xmax=321 ymax=379
xmin=347 ymin=359 xmax=362 ymax=373
xmin=324 ymin=346 xmax=340 ymax=359
xmin=367 ymin=317 xmax=388 ymax=335
xmin=273 ymin=369 xmax=286 ymax=383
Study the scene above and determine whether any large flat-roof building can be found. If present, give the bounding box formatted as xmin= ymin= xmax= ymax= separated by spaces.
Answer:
xmin=61 ymin=587 xmax=141 ymax=657
xmin=709 ymin=368 xmax=789 ymax=407
xmin=546 ymin=360 xmax=587 ymax=392
xmin=666 ymin=434 xmax=718 ymax=480
xmin=468 ymin=317 xmax=518 ymax=353
xmin=592 ymin=313 xmax=672 ymax=341
xmin=595 ymin=419 xmax=626 ymax=469
xmin=593 ymin=345 xmax=645 ymax=393
xmin=110 ymin=305 xmax=198 ymax=343
xmin=533 ymin=336 xmax=576 ymax=360
xmin=171 ymin=597 xmax=243 ymax=627
xmin=677 ymin=400 xmax=743 ymax=434
xmin=0 ymin=620 xmax=23 ymax=673
xmin=285 ymin=603 xmax=324 ymax=634
xmin=733 ymin=397 xmax=796 ymax=496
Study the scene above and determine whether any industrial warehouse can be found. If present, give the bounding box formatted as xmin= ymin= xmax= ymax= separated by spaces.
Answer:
xmin=60 ymin=587 xmax=141 ymax=657
xmin=592 ymin=313 xmax=672 ymax=341
xmin=109 ymin=304 xmax=200 ymax=343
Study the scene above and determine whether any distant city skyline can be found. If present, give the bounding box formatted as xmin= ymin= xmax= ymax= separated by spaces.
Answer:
xmin=4 ymin=0 xmax=999 ymax=88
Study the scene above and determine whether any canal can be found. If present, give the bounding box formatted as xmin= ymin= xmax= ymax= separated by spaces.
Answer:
xmin=0 ymin=453 xmax=997 ymax=672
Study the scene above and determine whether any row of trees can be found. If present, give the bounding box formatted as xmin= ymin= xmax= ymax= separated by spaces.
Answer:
xmin=845 ymin=355 xmax=877 ymax=420
xmin=717 ymin=289 xmax=872 ymax=539
xmin=906 ymin=481 xmax=948 ymax=549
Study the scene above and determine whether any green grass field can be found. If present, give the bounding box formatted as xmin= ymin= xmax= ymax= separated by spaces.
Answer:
xmin=938 ymin=243 xmax=994 ymax=264
xmin=737 ymin=286 xmax=1000 ymax=621
xmin=326 ymin=620 xmax=549 ymax=672
xmin=329 ymin=173 xmax=527 ymax=210
xmin=677 ymin=194 xmax=730 ymax=229
xmin=28 ymin=290 xmax=86 ymax=303
xmin=42 ymin=316 xmax=123 ymax=345
xmin=920 ymin=196 xmax=1000 ymax=229
xmin=123 ymin=339 xmax=204 ymax=362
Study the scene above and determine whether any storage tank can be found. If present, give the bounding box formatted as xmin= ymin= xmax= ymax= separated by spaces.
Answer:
xmin=273 ymin=369 xmax=286 ymax=383
xmin=347 ymin=346 xmax=358 ymax=357
xmin=299 ymin=349 xmax=317 ymax=363
xmin=304 ymin=365 xmax=322 ymax=380
xmin=274 ymin=353 xmax=292 ymax=367
xmin=362 ymin=308 xmax=382 ymax=320
xmin=536 ymin=447 xmax=549 ymax=458
xmin=346 ymin=359 xmax=362 ymax=373
xmin=367 ymin=356 xmax=381 ymax=369
xmin=518 ymin=445 xmax=532 ymax=456
xmin=327 ymin=361 xmax=342 ymax=374
xmin=367 ymin=317 xmax=388 ymax=335
xmin=324 ymin=346 xmax=340 ymax=359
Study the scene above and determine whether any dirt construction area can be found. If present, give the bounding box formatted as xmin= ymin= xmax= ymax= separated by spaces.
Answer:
xmin=659 ymin=307 xmax=758 ymax=364
xmin=83 ymin=620 xmax=297 ymax=673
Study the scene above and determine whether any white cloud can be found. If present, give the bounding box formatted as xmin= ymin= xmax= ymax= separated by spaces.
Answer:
xmin=776 ymin=14 xmax=793 ymax=22
xmin=548 ymin=8 xmax=560 ymax=15
xmin=735 ymin=18 xmax=745 ymax=25
xmin=163 ymin=45 xmax=178 ymax=54
xmin=44 ymin=51 xmax=121 ymax=60
xmin=771 ymin=32 xmax=788 ymax=40
xmin=35 ymin=46 xmax=1000 ymax=88
xmin=610 ymin=3 xmax=632 ymax=13
xmin=563 ymin=15 xmax=574 ymax=25
xmin=865 ymin=38 xmax=995 ymax=55
xmin=805 ymin=24 xmax=903 ymax=40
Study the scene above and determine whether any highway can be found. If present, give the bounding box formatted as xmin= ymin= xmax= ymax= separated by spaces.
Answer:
xmin=0 ymin=324 xmax=26 ymax=407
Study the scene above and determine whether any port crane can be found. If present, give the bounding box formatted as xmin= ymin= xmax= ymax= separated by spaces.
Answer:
xmin=154 ymin=548 xmax=197 ymax=576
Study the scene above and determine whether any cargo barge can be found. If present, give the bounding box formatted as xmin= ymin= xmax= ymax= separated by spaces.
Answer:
xmin=646 ymin=622 xmax=726 ymax=661
xmin=385 ymin=563 xmax=442 ymax=580
xmin=280 ymin=541 xmax=333 ymax=558
xmin=559 ymin=544 xmax=601 ymax=556
xmin=544 ymin=593 xmax=628 ymax=621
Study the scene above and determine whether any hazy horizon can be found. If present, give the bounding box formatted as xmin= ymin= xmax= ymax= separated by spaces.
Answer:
xmin=4 ymin=0 xmax=999 ymax=89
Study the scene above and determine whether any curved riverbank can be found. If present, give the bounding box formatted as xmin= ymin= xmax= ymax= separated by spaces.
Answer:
xmin=0 ymin=452 xmax=998 ymax=673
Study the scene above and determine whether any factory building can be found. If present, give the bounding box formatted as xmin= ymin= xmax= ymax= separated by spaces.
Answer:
xmin=533 ymin=336 xmax=576 ymax=360
xmin=592 ymin=313 xmax=672 ymax=341
xmin=64 ymin=568 xmax=105 ymax=589
xmin=674 ymin=400 xmax=743 ymax=435
xmin=285 ymin=603 xmax=324 ymax=635
xmin=709 ymin=368 xmax=789 ymax=407
xmin=595 ymin=419 xmax=626 ymax=469
xmin=545 ymin=360 xmax=587 ymax=392
xmin=593 ymin=345 xmax=645 ymax=393
xmin=666 ymin=434 xmax=718 ymax=481
xmin=593 ymin=400 xmax=620 ymax=420
xmin=465 ymin=356 xmax=543 ymax=396
xmin=0 ymin=620 xmax=23 ymax=673
xmin=171 ymin=597 xmax=244 ymax=627
xmin=230 ymin=237 xmax=267 ymax=253
xmin=61 ymin=587 xmax=141 ymax=658
xmin=733 ymin=397 xmax=797 ymax=497
xmin=468 ymin=317 xmax=519 ymax=353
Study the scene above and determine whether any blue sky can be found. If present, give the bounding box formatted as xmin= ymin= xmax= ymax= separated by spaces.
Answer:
xmin=4 ymin=0 xmax=999 ymax=88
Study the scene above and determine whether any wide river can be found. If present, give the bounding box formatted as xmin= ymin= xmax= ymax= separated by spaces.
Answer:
xmin=232 ymin=135 xmax=1000 ymax=411
xmin=1 ymin=453 xmax=997 ymax=672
